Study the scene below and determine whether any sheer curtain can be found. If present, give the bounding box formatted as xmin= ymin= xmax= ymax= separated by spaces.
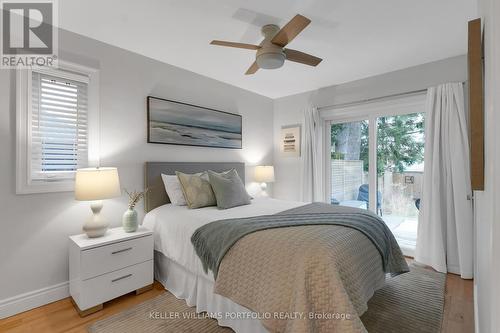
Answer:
xmin=415 ymin=82 xmax=473 ymax=279
xmin=300 ymin=105 xmax=325 ymax=202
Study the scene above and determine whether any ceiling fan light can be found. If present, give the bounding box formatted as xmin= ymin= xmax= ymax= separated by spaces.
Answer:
xmin=256 ymin=52 xmax=285 ymax=69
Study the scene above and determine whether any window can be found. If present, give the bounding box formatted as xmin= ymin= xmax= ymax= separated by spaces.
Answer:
xmin=31 ymin=71 xmax=88 ymax=179
xmin=16 ymin=62 xmax=99 ymax=193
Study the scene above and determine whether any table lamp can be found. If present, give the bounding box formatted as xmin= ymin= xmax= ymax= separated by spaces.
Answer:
xmin=75 ymin=167 xmax=121 ymax=238
xmin=254 ymin=165 xmax=275 ymax=193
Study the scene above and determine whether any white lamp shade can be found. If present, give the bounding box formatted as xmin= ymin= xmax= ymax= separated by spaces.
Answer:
xmin=254 ymin=166 xmax=275 ymax=183
xmin=75 ymin=167 xmax=121 ymax=201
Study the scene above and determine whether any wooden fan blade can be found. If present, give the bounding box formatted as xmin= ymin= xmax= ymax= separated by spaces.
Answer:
xmin=210 ymin=40 xmax=260 ymax=50
xmin=271 ymin=14 xmax=311 ymax=47
xmin=284 ymin=48 xmax=322 ymax=66
xmin=245 ymin=61 xmax=259 ymax=75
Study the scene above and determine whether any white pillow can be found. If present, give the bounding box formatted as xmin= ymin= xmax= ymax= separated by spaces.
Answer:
xmin=161 ymin=173 xmax=187 ymax=206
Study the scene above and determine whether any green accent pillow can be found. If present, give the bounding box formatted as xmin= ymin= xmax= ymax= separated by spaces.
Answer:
xmin=207 ymin=169 xmax=251 ymax=209
xmin=176 ymin=171 xmax=216 ymax=209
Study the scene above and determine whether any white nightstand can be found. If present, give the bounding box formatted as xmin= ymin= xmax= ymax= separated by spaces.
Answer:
xmin=69 ymin=227 xmax=153 ymax=316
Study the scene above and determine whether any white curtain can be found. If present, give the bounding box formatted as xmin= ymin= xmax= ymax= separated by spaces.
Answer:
xmin=415 ymin=82 xmax=473 ymax=279
xmin=300 ymin=105 xmax=324 ymax=202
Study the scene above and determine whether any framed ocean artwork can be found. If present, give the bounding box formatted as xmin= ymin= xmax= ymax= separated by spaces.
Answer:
xmin=147 ymin=96 xmax=242 ymax=149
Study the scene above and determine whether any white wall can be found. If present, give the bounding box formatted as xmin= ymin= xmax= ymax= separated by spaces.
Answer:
xmin=474 ymin=0 xmax=500 ymax=331
xmin=0 ymin=29 xmax=274 ymax=317
xmin=273 ymin=55 xmax=468 ymax=201
xmin=273 ymin=92 xmax=313 ymax=201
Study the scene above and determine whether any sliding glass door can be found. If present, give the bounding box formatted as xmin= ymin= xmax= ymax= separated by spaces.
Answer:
xmin=325 ymin=95 xmax=426 ymax=255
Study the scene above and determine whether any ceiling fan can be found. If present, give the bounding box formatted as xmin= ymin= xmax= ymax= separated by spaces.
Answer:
xmin=210 ymin=14 xmax=322 ymax=75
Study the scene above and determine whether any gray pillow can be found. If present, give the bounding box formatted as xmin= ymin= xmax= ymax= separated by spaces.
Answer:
xmin=176 ymin=171 xmax=217 ymax=209
xmin=208 ymin=169 xmax=251 ymax=209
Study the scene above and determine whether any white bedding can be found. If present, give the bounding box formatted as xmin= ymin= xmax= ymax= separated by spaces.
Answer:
xmin=142 ymin=197 xmax=304 ymax=281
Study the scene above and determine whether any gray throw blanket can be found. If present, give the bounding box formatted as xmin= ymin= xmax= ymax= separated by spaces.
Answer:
xmin=192 ymin=202 xmax=409 ymax=279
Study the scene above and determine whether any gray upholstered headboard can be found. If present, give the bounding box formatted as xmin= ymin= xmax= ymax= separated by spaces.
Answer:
xmin=144 ymin=162 xmax=245 ymax=213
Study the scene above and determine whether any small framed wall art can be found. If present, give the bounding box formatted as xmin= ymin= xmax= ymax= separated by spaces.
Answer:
xmin=280 ymin=125 xmax=301 ymax=157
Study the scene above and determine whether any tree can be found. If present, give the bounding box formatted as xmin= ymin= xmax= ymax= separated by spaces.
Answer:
xmin=374 ymin=114 xmax=424 ymax=174
xmin=331 ymin=122 xmax=363 ymax=160
xmin=331 ymin=113 xmax=424 ymax=174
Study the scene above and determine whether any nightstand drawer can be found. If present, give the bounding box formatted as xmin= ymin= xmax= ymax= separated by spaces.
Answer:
xmin=81 ymin=235 xmax=153 ymax=279
xmin=79 ymin=260 xmax=153 ymax=310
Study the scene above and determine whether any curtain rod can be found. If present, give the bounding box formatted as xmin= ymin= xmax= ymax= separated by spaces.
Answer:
xmin=318 ymin=89 xmax=428 ymax=111
xmin=317 ymin=80 xmax=466 ymax=111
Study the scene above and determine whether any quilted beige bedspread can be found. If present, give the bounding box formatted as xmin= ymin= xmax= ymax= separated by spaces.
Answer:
xmin=214 ymin=225 xmax=388 ymax=332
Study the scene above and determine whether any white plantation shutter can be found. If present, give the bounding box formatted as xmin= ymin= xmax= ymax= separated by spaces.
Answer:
xmin=30 ymin=70 xmax=89 ymax=181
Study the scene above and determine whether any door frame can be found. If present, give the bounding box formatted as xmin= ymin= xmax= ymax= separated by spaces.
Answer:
xmin=321 ymin=93 xmax=426 ymax=213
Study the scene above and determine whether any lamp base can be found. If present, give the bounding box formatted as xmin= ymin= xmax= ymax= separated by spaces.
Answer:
xmin=83 ymin=201 xmax=109 ymax=238
xmin=260 ymin=182 xmax=269 ymax=197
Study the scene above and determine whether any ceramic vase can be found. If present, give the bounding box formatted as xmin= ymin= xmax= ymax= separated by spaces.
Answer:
xmin=122 ymin=208 xmax=138 ymax=232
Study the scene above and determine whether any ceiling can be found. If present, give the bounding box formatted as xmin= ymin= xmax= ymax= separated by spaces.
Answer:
xmin=58 ymin=0 xmax=477 ymax=98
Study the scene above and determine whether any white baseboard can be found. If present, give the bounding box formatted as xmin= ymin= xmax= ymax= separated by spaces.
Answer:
xmin=0 ymin=281 xmax=69 ymax=319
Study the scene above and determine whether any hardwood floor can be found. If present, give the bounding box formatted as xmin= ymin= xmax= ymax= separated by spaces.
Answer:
xmin=442 ymin=273 xmax=475 ymax=332
xmin=0 ymin=275 xmax=474 ymax=333
xmin=0 ymin=282 xmax=165 ymax=333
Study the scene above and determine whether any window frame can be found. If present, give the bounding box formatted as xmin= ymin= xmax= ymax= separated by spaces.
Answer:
xmin=16 ymin=61 xmax=100 ymax=194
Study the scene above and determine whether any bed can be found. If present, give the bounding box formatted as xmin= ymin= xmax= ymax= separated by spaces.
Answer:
xmin=142 ymin=162 xmax=408 ymax=333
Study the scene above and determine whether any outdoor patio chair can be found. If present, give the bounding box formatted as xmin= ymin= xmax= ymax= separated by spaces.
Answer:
xmin=357 ymin=184 xmax=383 ymax=216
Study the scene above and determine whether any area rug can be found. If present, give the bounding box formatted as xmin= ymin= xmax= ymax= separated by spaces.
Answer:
xmin=360 ymin=263 xmax=446 ymax=332
xmin=88 ymin=263 xmax=445 ymax=333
